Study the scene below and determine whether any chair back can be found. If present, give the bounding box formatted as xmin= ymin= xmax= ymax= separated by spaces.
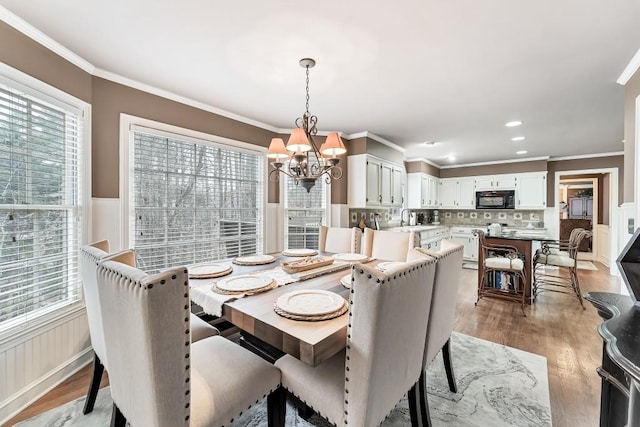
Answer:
xmin=569 ymin=230 xmax=592 ymax=259
xmin=79 ymin=241 xmax=110 ymax=365
xmin=345 ymin=256 xmax=436 ymax=426
xmin=416 ymin=241 xmax=464 ymax=367
xmin=319 ymin=226 xmax=362 ymax=253
xmin=361 ymin=228 xmax=415 ymax=261
xmin=97 ymin=260 xmax=191 ymax=427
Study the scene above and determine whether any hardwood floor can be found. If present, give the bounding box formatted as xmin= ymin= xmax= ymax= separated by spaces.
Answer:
xmin=2 ymin=262 xmax=622 ymax=427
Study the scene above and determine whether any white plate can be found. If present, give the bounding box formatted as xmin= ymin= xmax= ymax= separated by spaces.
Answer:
xmin=189 ymin=263 xmax=231 ymax=276
xmin=376 ymin=262 xmax=407 ymax=272
xmin=340 ymin=273 xmax=352 ymax=288
xmin=283 ymin=248 xmax=318 ymax=257
xmin=216 ymin=275 xmax=274 ymax=292
xmin=234 ymin=254 xmax=276 ymax=264
xmin=332 ymin=253 xmax=369 ymax=262
xmin=275 ymin=290 xmax=345 ymax=316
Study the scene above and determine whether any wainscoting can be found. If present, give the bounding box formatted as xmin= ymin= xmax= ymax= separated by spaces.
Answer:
xmin=595 ymin=224 xmax=610 ymax=267
xmin=0 ymin=310 xmax=92 ymax=425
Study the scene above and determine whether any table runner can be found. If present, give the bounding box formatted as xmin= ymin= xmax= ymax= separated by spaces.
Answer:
xmin=190 ymin=267 xmax=298 ymax=317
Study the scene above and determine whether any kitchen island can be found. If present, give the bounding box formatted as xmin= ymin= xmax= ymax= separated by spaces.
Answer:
xmin=477 ymin=233 xmax=550 ymax=305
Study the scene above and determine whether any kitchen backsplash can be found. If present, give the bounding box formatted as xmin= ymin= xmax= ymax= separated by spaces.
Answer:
xmin=348 ymin=208 xmax=545 ymax=229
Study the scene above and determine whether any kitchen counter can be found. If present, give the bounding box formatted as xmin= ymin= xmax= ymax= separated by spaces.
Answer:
xmin=383 ymin=225 xmax=445 ymax=233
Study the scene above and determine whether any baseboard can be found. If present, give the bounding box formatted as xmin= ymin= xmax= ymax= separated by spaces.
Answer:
xmin=0 ymin=348 xmax=94 ymax=425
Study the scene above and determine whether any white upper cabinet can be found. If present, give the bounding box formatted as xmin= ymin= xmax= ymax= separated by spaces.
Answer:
xmin=348 ymin=154 xmax=404 ymax=208
xmin=391 ymin=166 xmax=404 ymax=207
xmin=407 ymin=173 xmax=439 ymax=208
xmin=475 ymin=174 xmax=517 ymax=190
xmin=515 ymin=172 xmax=547 ymax=209
xmin=438 ymin=177 xmax=475 ymax=209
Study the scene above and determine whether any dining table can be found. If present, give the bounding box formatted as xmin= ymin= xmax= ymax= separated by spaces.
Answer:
xmin=189 ymin=252 xmax=380 ymax=367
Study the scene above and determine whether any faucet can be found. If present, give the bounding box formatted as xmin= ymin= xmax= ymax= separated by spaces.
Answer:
xmin=400 ymin=208 xmax=411 ymax=227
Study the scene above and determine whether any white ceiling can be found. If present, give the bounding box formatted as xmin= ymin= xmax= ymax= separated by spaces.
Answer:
xmin=1 ymin=0 xmax=639 ymax=166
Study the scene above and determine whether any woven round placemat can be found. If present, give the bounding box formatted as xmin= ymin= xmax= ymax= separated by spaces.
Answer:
xmin=282 ymin=249 xmax=318 ymax=257
xmin=189 ymin=267 xmax=233 ymax=279
xmin=273 ymin=300 xmax=348 ymax=321
xmin=232 ymin=255 xmax=277 ymax=266
xmin=211 ymin=278 xmax=277 ymax=295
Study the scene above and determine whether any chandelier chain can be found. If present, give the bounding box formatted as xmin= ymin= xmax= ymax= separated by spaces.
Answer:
xmin=305 ymin=65 xmax=310 ymax=116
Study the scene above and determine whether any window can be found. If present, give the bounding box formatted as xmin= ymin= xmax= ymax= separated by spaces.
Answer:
xmin=0 ymin=70 xmax=87 ymax=332
xmin=126 ymin=123 xmax=264 ymax=273
xmin=284 ymin=174 xmax=328 ymax=250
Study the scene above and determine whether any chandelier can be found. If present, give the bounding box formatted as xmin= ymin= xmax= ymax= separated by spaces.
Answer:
xmin=267 ymin=58 xmax=346 ymax=192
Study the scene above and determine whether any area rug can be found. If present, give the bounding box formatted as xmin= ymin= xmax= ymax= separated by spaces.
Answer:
xmin=15 ymin=333 xmax=551 ymax=427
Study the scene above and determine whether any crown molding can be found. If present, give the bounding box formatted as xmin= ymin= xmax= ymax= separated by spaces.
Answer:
xmin=0 ymin=6 xmax=95 ymax=74
xmin=548 ymin=151 xmax=624 ymax=162
xmin=347 ymin=131 xmax=406 ymax=153
xmin=439 ymin=156 xmax=550 ymax=169
xmin=617 ymin=48 xmax=640 ymax=85
xmin=94 ymin=68 xmax=280 ymax=133
xmin=404 ymin=157 xmax=442 ymax=168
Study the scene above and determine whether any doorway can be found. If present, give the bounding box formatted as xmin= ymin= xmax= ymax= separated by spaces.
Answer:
xmin=554 ymin=168 xmax=618 ymax=275
xmin=558 ymin=178 xmax=597 ymax=261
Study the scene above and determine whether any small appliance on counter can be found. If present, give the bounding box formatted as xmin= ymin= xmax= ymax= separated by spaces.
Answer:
xmin=431 ymin=210 xmax=440 ymax=225
xmin=488 ymin=223 xmax=503 ymax=236
xmin=416 ymin=213 xmax=425 ymax=224
xmin=409 ymin=212 xmax=417 ymax=226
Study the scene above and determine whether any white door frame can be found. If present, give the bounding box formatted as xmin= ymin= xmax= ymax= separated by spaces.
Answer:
xmin=554 ymin=168 xmax=618 ymax=275
xmin=559 ymin=177 xmax=598 ymax=261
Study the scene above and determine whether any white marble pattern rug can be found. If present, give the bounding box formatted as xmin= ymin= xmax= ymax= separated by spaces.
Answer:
xmin=16 ymin=333 xmax=551 ymax=427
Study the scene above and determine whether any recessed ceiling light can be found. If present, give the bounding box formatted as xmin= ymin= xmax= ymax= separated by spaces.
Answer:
xmin=511 ymin=136 xmax=526 ymax=141
xmin=448 ymin=154 xmax=456 ymax=162
xmin=423 ymin=141 xmax=437 ymax=146
xmin=516 ymin=150 xmax=528 ymax=155
xmin=505 ymin=121 xmax=523 ymax=127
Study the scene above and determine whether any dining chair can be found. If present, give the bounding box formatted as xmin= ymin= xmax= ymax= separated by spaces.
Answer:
xmin=533 ymin=229 xmax=592 ymax=308
xmin=361 ymin=228 xmax=416 ymax=261
xmin=96 ymin=259 xmax=284 ymax=427
xmin=319 ymin=226 xmax=362 ymax=253
xmin=274 ymin=256 xmax=437 ymax=426
xmin=411 ymin=241 xmax=464 ymax=425
xmin=473 ymin=229 xmax=527 ymax=316
xmin=534 ymin=227 xmax=584 ymax=258
xmin=78 ymin=242 xmax=219 ymax=415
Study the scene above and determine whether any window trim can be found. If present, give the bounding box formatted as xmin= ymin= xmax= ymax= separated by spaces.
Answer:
xmin=119 ymin=114 xmax=267 ymax=253
xmin=0 ymin=62 xmax=91 ymax=343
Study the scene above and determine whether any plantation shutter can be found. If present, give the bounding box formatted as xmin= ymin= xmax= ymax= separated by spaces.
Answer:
xmin=131 ymin=128 xmax=264 ymax=273
xmin=0 ymin=81 xmax=83 ymax=330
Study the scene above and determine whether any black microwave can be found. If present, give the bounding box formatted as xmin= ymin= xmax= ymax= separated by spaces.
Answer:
xmin=476 ymin=190 xmax=515 ymax=209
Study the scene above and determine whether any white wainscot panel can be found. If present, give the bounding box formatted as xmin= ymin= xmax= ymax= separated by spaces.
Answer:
xmin=0 ymin=311 xmax=93 ymax=425
xmin=595 ymin=224 xmax=610 ymax=267
xmin=91 ymin=198 xmax=121 ymax=251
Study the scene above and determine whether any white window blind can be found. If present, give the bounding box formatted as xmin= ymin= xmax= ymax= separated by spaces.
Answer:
xmin=0 ymin=81 xmax=83 ymax=331
xmin=131 ymin=129 xmax=264 ymax=273
xmin=284 ymin=174 xmax=326 ymax=250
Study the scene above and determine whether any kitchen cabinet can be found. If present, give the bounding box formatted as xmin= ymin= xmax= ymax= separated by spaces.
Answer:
xmin=515 ymin=172 xmax=547 ymax=209
xmin=439 ymin=177 xmax=475 ymax=209
xmin=569 ymin=197 xmax=593 ymax=219
xmin=348 ymin=154 xmax=404 ymax=208
xmin=449 ymin=227 xmax=479 ymax=260
xmin=406 ymin=173 xmax=439 ymax=208
xmin=475 ymin=174 xmax=516 ymax=190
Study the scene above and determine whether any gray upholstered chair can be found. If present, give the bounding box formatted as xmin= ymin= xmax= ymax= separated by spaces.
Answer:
xmin=361 ymin=228 xmax=416 ymax=261
xmin=96 ymin=259 xmax=284 ymax=427
xmin=78 ymin=242 xmax=218 ymax=415
xmin=533 ymin=229 xmax=592 ymax=308
xmin=411 ymin=241 xmax=464 ymax=424
xmin=319 ymin=226 xmax=362 ymax=253
xmin=274 ymin=253 xmax=437 ymax=426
